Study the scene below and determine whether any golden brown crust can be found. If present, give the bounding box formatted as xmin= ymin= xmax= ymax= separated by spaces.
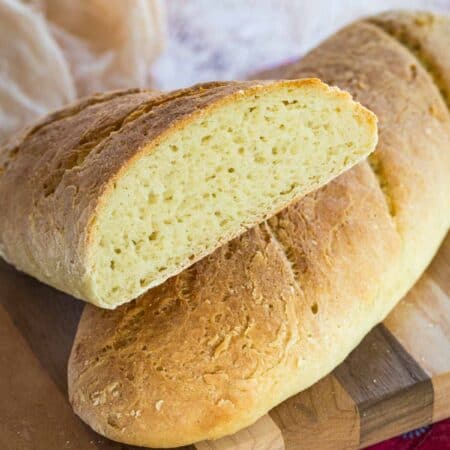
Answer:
xmin=68 ymin=14 xmax=450 ymax=447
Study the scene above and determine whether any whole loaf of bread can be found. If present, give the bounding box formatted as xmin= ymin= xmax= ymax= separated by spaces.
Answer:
xmin=68 ymin=11 xmax=450 ymax=448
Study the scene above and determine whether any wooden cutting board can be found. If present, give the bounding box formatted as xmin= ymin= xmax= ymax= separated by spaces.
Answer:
xmin=0 ymin=233 xmax=449 ymax=450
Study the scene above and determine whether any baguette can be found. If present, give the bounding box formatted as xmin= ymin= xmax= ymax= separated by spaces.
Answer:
xmin=0 ymin=80 xmax=377 ymax=309
xmin=68 ymin=11 xmax=450 ymax=448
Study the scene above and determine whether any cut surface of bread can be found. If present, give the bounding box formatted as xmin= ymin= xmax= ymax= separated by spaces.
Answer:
xmin=68 ymin=12 xmax=450 ymax=448
xmin=0 ymin=79 xmax=377 ymax=308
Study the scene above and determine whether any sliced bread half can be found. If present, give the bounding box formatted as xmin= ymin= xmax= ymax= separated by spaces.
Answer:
xmin=0 ymin=79 xmax=377 ymax=308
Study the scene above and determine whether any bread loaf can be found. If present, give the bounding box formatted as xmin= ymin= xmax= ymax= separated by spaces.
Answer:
xmin=0 ymin=80 xmax=377 ymax=309
xmin=68 ymin=11 xmax=450 ymax=448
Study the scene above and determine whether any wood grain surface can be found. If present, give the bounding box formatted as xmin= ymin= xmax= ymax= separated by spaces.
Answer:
xmin=0 ymin=235 xmax=448 ymax=450
xmin=334 ymin=326 xmax=433 ymax=448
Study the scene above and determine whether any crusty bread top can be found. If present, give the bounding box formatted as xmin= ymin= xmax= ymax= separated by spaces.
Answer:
xmin=68 ymin=14 xmax=450 ymax=448
xmin=371 ymin=10 xmax=450 ymax=103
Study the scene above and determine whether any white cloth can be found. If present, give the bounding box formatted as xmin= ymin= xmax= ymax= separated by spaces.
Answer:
xmin=152 ymin=0 xmax=450 ymax=90
xmin=0 ymin=0 xmax=164 ymax=144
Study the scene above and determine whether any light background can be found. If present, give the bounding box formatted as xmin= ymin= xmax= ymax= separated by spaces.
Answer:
xmin=152 ymin=0 xmax=450 ymax=90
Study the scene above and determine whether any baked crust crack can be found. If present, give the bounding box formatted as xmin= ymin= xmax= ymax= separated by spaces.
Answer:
xmin=366 ymin=156 xmax=397 ymax=222
xmin=264 ymin=220 xmax=303 ymax=295
xmin=370 ymin=19 xmax=450 ymax=110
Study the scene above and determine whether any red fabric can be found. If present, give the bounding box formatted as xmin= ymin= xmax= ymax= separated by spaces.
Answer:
xmin=366 ymin=419 xmax=450 ymax=450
